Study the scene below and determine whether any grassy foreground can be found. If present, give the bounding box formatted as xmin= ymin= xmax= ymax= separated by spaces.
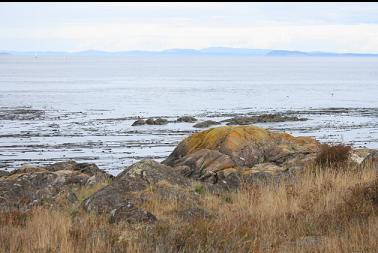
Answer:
xmin=1 ymin=162 xmax=377 ymax=253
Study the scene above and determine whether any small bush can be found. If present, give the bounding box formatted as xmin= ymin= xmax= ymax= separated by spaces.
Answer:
xmin=315 ymin=143 xmax=352 ymax=167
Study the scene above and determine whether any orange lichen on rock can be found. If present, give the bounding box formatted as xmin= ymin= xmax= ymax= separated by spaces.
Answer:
xmin=167 ymin=126 xmax=319 ymax=164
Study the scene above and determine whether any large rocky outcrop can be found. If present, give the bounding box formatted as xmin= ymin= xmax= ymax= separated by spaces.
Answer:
xmin=0 ymin=161 xmax=110 ymax=211
xmin=2 ymin=125 xmax=375 ymax=226
xmin=81 ymin=160 xmax=192 ymax=224
xmin=163 ymin=126 xmax=320 ymax=187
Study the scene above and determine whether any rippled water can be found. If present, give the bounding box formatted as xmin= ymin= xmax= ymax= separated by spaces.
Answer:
xmin=0 ymin=56 xmax=377 ymax=174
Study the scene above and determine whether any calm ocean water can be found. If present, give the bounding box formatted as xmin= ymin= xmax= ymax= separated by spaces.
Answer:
xmin=0 ymin=56 xmax=377 ymax=174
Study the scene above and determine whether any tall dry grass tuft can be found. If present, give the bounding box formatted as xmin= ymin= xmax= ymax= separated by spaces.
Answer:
xmin=1 ymin=162 xmax=377 ymax=253
xmin=0 ymin=207 xmax=142 ymax=253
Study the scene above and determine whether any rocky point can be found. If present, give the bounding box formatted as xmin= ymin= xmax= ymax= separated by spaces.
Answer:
xmin=1 ymin=125 xmax=376 ymax=225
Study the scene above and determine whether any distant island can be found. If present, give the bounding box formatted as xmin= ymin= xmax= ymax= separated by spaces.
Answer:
xmin=1 ymin=47 xmax=378 ymax=57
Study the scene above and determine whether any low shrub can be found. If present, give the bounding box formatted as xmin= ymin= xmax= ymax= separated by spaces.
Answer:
xmin=315 ymin=143 xmax=352 ymax=167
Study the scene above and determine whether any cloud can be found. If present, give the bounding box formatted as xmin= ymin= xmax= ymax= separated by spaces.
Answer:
xmin=1 ymin=3 xmax=378 ymax=52
xmin=17 ymin=22 xmax=378 ymax=53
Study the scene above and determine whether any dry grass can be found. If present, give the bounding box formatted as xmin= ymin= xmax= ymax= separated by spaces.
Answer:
xmin=1 ymin=163 xmax=377 ymax=253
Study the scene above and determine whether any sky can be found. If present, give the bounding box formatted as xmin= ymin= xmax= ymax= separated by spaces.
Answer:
xmin=1 ymin=2 xmax=378 ymax=53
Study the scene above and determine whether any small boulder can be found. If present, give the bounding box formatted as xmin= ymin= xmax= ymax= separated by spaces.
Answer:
xmin=145 ymin=118 xmax=155 ymax=125
xmin=132 ymin=118 xmax=168 ymax=126
xmin=109 ymin=202 xmax=157 ymax=224
xmin=193 ymin=120 xmax=220 ymax=128
xmin=177 ymin=116 xmax=197 ymax=123
xmin=132 ymin=119 xmax=146 ymax=126
xmin=153 ymin=118 xmax=168 ymax=125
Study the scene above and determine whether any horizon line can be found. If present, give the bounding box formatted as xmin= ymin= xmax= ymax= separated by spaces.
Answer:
xmin=2 ymin=47 xmax=378 ymax=56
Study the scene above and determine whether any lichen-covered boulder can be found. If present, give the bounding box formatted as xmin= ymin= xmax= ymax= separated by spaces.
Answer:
xmin=164 ymin=126 xmax=319 ymax=168
xmin=163 ymin=126 xmax=320 ymax=187
xmin=0 ymin=161 xmax=110 ymax=211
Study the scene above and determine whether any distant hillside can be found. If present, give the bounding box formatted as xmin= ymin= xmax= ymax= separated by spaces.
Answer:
xmin=267 ymin=50 xmax=310 ymax=56
xmin=160 ymin=47 xmax=271 ymax=56
xmin=267 ymin=50 xmax=378 ymax=57
xmin=2 ymin=48 xmax=378 ymax=57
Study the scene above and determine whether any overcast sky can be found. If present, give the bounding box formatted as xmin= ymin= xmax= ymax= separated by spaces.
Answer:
xmin=2 ymin=2 xmax=378 ymax=52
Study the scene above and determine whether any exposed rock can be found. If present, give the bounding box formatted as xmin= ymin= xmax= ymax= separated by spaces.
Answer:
xmin=242 ymin=171 xmax=274 ymax=185
xmin=109 ymin=202 xmax=157 ymax=224
xmin=240 ymin=163 xmax=298 ymax=186
xmin=131 ymin=119 xmax=146 ymax=126
xmin=131 ymin=118 xmax=168 ymax=126
xmin=209 ymin=164 xmax=292 ymax=190
xmin=177 ymin=116 xmax=197 ymax=123
xmin=45 ymin=161 xmax=110 ymax=183
xmin=153 ymin=118 xmax=168 ymax=125
xmin=81 ymin=160 xmax=190 ymax=223
xmin=214 ymin=168 xmax=242 ymax=190
xmin=163 ymin=126 xmax=319 ymax=187
xmin=193 ymin=120 xmax=220 ymax=128
xmin=145 ymin=118 xmax=155 ymax=125
xmin=0 ymin=170 xmax=9 ymax=177
xmin=116 ymin=159 xmax=189 ymax=187
xmin=361 ymin=150 xmax=378 ymax=170
xmin=169 ymin=149 xmax=236 ymax=182
xmin=164 ymin=126 xmax=319 ymax=168
xmin=223 ymin=114 xmax=307 ymax=125
xmin=0 ymin=161 xmax=110 ymax=211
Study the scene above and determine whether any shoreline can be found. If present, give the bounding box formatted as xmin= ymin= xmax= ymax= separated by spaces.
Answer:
xmin=1 ymin=106 xmax=377 ymax=174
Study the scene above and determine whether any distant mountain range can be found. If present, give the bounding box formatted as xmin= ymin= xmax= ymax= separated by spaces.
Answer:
xmin=1 ymin=47 xmax=378 ymax=57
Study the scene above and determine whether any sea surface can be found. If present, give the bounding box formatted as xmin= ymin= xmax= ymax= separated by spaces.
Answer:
xmin=0 ymin=56 xmax=377 ymax=174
